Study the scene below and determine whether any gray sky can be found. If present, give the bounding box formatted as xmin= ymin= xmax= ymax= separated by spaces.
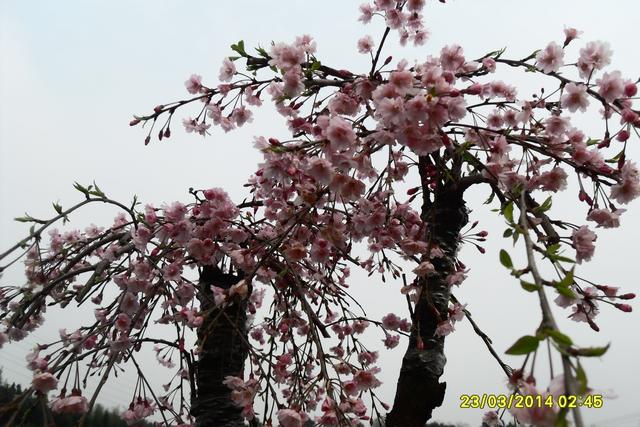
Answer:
xmin=1 ymin=1 xmax=639 ymax=425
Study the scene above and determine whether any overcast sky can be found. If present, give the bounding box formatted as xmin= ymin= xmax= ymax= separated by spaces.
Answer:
xmin=1 ymin=1 xmax=639 ymax=426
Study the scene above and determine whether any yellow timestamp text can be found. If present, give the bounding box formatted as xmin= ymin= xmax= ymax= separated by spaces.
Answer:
xmin=459 ymin=394 xmax=604 ymax=409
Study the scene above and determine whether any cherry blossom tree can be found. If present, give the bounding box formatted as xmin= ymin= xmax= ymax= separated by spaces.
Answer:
xmin=0 ymin=1 xmax=638 ymax=427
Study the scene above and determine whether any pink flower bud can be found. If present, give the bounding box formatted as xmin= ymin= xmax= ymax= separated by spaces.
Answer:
xmin=621 ymin=109 xmax=638 ymax=124
xmin=129 ymin=118 xmax=141 ymax=126
xmin=153 ymin=105 xmax=164 ymax=113
xmin=463 ymin=83 xmax=482 ymax=95
xmin=619 ymin=293 xmax=636 ymax=300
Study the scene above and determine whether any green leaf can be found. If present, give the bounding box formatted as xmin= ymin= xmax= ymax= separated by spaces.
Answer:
xmin=503 ymin=228 xmax=513 ymax=238
xmin=14 ymin=215 xmax=33 ymax=223
xmin=505 ymin=335 xmax=540 ymax=355
xmin=555 ymin=284 xmax=576 ymax=299
xmin=499 ymin=249 xmax=513 ymax=269
xmin=571 ymin=344 xmax=610 ymax=357
xmin=586 ymin=138 xmax=600 ymax=146
xmin=52 ymin=202 xmax=63 ymax=215
xmin=231 ymin=40 xmax=247 ymax=57
xmin=310 ymin=60 xmax=321 ymax=71
xmin=576 ymin=362 xmax=588 ymax=394
xmin=74 ymin=182 xmax=91 ymax=199
xmin=88 ymin=181 xmax=106 ymax=198
xmin=544 ymin=329 xmax=573 ymax=347
xmin=483 ymin=190 xmax=496 ymax=205
xmin=557 ymin=269 xmax=574 ymax=288
xmin=255 ymin=46 xmax=268 ymax=57
xmin=533 ymin=196 xmax=552 ymax=214
xmin=503 ymin=201 xmax=514 ymax=224
xmin=520 ymin=280 xmax=540 ymax=292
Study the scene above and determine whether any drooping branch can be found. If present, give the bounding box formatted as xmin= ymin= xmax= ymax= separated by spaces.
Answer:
xmin=518 ymin=193 xmax=585 ymax=427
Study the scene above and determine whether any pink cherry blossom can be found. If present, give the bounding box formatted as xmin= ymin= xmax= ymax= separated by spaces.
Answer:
xmin=383 ymin=334 xmax=400 ymax=349
xmin=353 ymin=368 xmax=381 ymax=390
xmin=596 ymin=71 xmax=625 ymax=102
xmin=535 ymin=41 xmax=564 ymax=74
xmin=357 ymin=35 xmax=374 ymax=54
xmin=587 ymin=208 xmax=624 ymax=228
xmin=412 ymin=261 xmax=434 ymax=277
xmin=232 ymin=106 xmax=253 ymax=127
xmin=440 ymin=45 xmax=465 ymax=71
xmin=381 ymin=313 xmax=401 ymax=330
xmin=572 ymin=225 xmax=597 ymax=264
xmin=325 ymin=116 xmax=356 ymax=151
xmin=184 ymin=74 xmax=202 ymax=94
xmin=277 ymin=409 xmax=303 ymax=427
xmin=50 ymin=393 xmax=89 ymax=414
xmin=269 ymin=42 xmax=305 ymax=71
xmin=435 ymin=320 xmax=455 ymax=337
xmin=563 ymin=27 xmax=581 ymax=46
xmin=32 ymin=372 xmax=58 ymax=393
xmin=358 ymin=3 xmax=374 ymax=24
xmin=482 ymin=411 xmax=503 ymax=427
xmin=561 ymin=82 xmax=589 ymax=112
xmin=219 ymin=57 xmax=236 ymax=82
xmin=611 ymin=161 xmax=640 ymax=204
xmin=578 ymin=40 xmax=612 ymax=78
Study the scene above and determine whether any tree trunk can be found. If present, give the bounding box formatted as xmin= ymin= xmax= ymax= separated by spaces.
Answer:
xmin=386 ymin=166 xmax=468 ymax=427
xmin=192 ymin=266 xmax=249 ymax=427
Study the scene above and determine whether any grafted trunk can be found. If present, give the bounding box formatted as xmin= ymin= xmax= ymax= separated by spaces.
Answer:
xmin=192 ymin=265 xmax=249 ymax=427
xmin=386 ymin=178 xmax=468 ymax=427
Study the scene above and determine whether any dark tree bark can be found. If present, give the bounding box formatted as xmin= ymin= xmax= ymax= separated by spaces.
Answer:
xmin=386 ymin=158 xmax=469 ymax=427
xmin=191 ymin=265 xmax=250 ymax=427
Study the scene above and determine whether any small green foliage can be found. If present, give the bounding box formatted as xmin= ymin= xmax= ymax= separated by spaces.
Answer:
xmin=505 ymin=335 xmax=540 ymax=355
xmin=543 ymin=328 xmax=573 ymax=347
xmin=520 ymin=280 xmax=540 ymax=292
xmin=499 ymin=249 xmax=513 ymax=269
xmin=571 ymin=344 xmax=610 ymax=357
xmin=230 ymin=40 xmax=247 ymax=57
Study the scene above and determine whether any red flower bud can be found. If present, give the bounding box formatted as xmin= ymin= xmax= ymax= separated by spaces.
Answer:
xmin=153 ymin=105 xmax=164 ymax=113
xmin=624 ymin=83 xmax=638 ymax=97
xmin=619 ymin=293 xmax=636 ymax=300
xmin=616 ymin=130 xmax=630 ymax=142
xmin=615 ymin=303 xmax=633 ymax=312
xmin=144 ymin=136 xmax=151 ymax=146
